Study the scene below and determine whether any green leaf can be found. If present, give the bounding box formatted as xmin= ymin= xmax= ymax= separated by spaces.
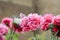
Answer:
xmin=49 ymin=24 xmax=54 ymax=29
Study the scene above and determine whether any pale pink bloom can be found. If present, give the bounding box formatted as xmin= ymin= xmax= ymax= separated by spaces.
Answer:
xmin=0 ymin=35 xmax=5 ymax=40
xmin=20 ymin=13 xmax=26 ymax=18
xmin=0 ymin=24 xmax=8 ymax=35
xmin=1 ymin=17 xmax=13 ymax=28
xmin=27 ymin=13 xmax=42 ymax=30
xmin=20 ymin=17 xmax=30 ymax=32
xmin=20 ymin=17 xmax=29 ymax=27
xmin=40 ymin=14 xmax=54 ymax=31
xmin=53 ymin=15 xmax=60 ymax=26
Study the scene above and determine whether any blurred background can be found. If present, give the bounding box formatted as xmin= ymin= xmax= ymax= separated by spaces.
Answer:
xmin=0 ymin=0 xmax=60 ymax=40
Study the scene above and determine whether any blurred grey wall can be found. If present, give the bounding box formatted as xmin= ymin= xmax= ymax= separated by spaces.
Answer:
xmin=0 ymin=0 xmax=34 ymax=20
xmin=0 ymin=0 xmax=60 ymax=16
xmin=38 ymin=0 xmax=60 ymax=15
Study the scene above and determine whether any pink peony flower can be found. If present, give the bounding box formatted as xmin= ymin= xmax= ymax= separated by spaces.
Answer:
xmin=43 ymin=14 xmax=54 ymax=23
xmin=1 ymin=17 xmax=13 ymax=28
xmin=40 ymin=14 xmax=54 ymax=31
xmin=20 ymin=17 xmax=30 ymax=32
xmin=53 ymin=15 xmax=60 ymax=26
xmin=0 ymin=35 xmax=5 ymax=40
xmin=20 ymin=13 xmax=42 ymax=32
xmin=40 ymin=22 xmax=49 ymax=31
xmin=28 ymin=14 xmax=42 ymax=30
xmin=0 ymin=24 xmax=8 ymax=35
xmin=20 ymin=17 xmax=29 ymax=27
xmin=22 ymin=27 xmax=30 ymax=33
xmin=27 ymin=14 xmax=42 ymax=30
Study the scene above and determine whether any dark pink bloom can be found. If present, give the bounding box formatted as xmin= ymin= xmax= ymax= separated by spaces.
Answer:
xmin=40 ymin=14 xmax=54 ymax=31
xmin=0 ymin=24 xmax=8 ymax=35
xmin=12 ymin=23 xmax=23 ymax=33
xmin=40 ymin=22 xmax=49 ymax=31
xmin=52 ymin=27 xmax=58 ymax=33
xmin=52 ymin=15 xmax=60 ymax=37
xmin=1 ymin=17 xmax=13 ymax=28
xmin=53 ymin=15 xmax=60 ymax=26
xmin=52 ymin=26 xmax=60 ymax=37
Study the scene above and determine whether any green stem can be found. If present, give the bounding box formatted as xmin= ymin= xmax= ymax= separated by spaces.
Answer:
xmin=12 ymin=30 xmax=16 ymax=40
xmin=10 ymin=29 xmax=13 ymax=40
xmin=34 ymin=31 xmax=37 ymax=40
xmin=51 ymin=34 xmax=53 ymax=40
xmin=51 ymin=33 xmax=59 ymax=40
xmin=8 ymin=29 xmax=14 ymax=40
xmin=56 ymin=37 xmax=59 ymax=40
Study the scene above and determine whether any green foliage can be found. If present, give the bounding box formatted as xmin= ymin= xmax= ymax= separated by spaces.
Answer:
xmin=28 ymin=32 xmax=46 ymax=40
xmin=5 ymin=29 xmax=20 ymax=40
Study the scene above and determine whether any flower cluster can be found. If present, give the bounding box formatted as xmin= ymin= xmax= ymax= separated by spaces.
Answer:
xmin=1 ymin=13 xmax=60 ymax=40
xmin=20 ymin=14 xmax=42 ymax=32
